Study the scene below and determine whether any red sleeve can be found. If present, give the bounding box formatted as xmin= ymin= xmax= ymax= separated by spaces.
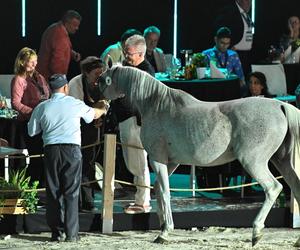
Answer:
xmin=49 ymin=28 xmax=72 ymax=75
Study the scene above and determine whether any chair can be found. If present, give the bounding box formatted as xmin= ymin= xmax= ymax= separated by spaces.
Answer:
xmin=0 ymin=74 xmax=14 ymax=98
xmin=0 ymin=138 xmax=9 ymax=147
xmin=0 ymin=74 xmax=14 ymax=108
xmin=251 ymin=64 xmax=296 ymax=102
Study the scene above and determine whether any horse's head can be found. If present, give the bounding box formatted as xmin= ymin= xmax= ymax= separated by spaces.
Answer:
xmin=96 ymin=65 xmax=125 ymax=101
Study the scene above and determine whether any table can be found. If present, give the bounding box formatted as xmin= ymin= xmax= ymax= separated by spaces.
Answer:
xmin=158 ymin=77 xmax=241 ymax=102
xmin=0 ymin=146 xmax=29 ymax=181
xmin=0 ymin=118 xmax=27 ymax=149
xmin=0 ymin=118 xmax=31 ymax=181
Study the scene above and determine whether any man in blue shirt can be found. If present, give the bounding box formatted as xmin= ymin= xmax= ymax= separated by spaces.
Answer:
xmin=202 ymin=27 xmax=245 ymax=88
xmin=28 ymin=74 xmax=107 ymax=242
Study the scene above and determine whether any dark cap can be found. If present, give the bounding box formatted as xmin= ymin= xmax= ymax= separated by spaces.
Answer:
xmin=49 ymin=74 xmax=68 ymax=90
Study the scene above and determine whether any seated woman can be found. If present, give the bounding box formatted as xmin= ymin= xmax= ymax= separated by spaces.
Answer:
xmin=246 ymin=71 xmax=272 ymax=97
xmin=11 ymin=47 xmax=50 ymax=186
xmin=11 ymin=47 xmax=50 ymax=121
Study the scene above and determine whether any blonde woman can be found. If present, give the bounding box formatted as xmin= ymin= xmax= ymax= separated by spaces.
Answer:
xmin=11 ymin=47 xmax=50 ymax=121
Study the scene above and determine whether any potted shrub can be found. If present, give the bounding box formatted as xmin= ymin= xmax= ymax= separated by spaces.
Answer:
xmin=191 ymin=53 xmax=207 ymax=67
xmin=191 ymin=53 xmax=207 ymax=79
xmin=0 ymin=167 xmax=39 ymax=214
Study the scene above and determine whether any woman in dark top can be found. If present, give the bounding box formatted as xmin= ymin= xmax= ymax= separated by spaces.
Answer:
xmin=247 ymin=71 xmax=272 ymax=97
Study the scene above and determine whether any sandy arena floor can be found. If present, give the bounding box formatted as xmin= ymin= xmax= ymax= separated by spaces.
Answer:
xmin=0 ymin=227 xmax=300 ymax=250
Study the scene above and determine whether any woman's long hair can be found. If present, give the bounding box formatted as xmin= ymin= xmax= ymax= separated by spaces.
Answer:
xmin=14 ymin=47 xmax=37 ymax=76
xmin=247 ymin=71 xmax=271 ymax=97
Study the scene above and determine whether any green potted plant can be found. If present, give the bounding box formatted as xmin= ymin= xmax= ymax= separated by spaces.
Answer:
xmin=0 ymin=167 xmax=39 ymax=214
xmin=191 ymin=52 xmax=207 ymax=67
xmin=191 ymin=53 xmax=207 ymax=79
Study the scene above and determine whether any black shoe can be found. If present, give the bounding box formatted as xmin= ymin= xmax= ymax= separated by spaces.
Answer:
xmin=65 ymin=235 xmax=80 ymax=242
xmin=51 ymin=232 xmax=66 ymax=242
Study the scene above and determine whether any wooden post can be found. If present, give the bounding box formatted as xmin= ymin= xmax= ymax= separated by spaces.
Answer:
xmin=292 ymin=145 xmax=300 ymax=228
xmin=101 ymin=134 xmax=116 ymax=234
xmin=190 ymin=165 xmax=196 ymax=197
xmin=4 ymin=155 xmax=9 ymax=182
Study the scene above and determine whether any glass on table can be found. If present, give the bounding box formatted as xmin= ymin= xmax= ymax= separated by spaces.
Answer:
xmin=0 ymin=96 xmax=7 ymax=109
xmin=166 ymin=57 xmax=182 ymax=79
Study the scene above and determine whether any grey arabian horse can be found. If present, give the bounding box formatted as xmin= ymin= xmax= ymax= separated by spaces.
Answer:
xmin=97 ymin=65 xmax=300 ymax=247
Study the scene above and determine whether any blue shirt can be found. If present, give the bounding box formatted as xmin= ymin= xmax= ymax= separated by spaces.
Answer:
xmin=28 ymin=93 xmax=95 ymax=146
xmin=202 ymin=47 xmax=245 ymax=80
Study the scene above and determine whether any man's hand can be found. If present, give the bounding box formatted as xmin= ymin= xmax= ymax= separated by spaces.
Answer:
xmin=93 ymin=100 xmax=110 ymax=111
xmin=93 ymin=107 xmax=107 ymax=119
xmin=93 ymin=100 xmax=110 ymax=119
xmin=72 ymin=50 xmax=81 ymax=62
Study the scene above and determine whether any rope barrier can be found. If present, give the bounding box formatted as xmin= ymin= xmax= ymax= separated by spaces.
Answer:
xmin=7 ymin=141 xmax=105 ymax=160
xmin=0 ymin=176 xmax=284 ymax=194
xmin=115 ymin=176 xmax=284 ymax=192
xmin=5 ymin=139 xmax=143 ymax=160
xmin=0 ymin=139 xmax=284 ymax=194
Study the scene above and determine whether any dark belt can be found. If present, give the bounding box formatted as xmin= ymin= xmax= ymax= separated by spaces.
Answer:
xmin=45 ymin=143 xmax=79 ymax=148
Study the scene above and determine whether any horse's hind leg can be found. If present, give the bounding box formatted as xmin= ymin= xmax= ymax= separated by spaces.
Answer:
xmin=150 ymin=160 xmax=178 ymax=243
xmin=242 ymin=160 xmax=282 ymax=246
xmin=271 ymin=152 xmax=300 ymax=247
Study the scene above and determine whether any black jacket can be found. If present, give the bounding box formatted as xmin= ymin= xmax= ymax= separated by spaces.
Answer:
xmin=214 ymin=2 xmax=245 ymax=47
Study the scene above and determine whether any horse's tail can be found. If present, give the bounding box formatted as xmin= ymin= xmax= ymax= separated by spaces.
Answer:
xmin=281 ymin=103 xmax=300 ymax=152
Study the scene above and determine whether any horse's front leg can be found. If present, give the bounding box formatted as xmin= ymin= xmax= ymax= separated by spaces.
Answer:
xmin=149 ymin=160 xmax=175 ymax=243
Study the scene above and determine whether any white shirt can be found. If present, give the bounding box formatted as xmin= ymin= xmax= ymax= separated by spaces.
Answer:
xmin=28 ymin=93 xmax=95 ymax=146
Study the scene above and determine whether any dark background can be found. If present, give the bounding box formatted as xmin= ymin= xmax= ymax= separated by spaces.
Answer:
xmin=1 ymin=0 xmax=300 ymax=77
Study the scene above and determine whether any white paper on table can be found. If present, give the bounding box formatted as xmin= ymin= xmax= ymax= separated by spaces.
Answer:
xmin=210 ymin=61 xmax=226 ymax=78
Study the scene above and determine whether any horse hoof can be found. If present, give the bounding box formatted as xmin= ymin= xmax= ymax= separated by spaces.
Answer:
xmin=154 ymin=236 xmax=169 ymax=244
xmin=252 ymin=234 xmax=263 ymax=247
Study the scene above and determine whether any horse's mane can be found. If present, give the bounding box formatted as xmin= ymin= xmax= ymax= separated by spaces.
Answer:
xmin=113 ymin=66 xmax=197 ymax=114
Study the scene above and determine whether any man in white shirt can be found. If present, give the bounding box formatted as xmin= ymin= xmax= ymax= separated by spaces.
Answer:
xmin=28 ymin=74 xmax=107 ymax=242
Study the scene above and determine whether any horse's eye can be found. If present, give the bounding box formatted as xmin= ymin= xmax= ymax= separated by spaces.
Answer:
xmin=105 ymin=76 xmax=112 ymax=85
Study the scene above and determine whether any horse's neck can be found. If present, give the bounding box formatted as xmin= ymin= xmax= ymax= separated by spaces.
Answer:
xmin=117 ymin=67 xmax=196 ymax=117
xmin=131 ymin=76 xmax=169 ymax=115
